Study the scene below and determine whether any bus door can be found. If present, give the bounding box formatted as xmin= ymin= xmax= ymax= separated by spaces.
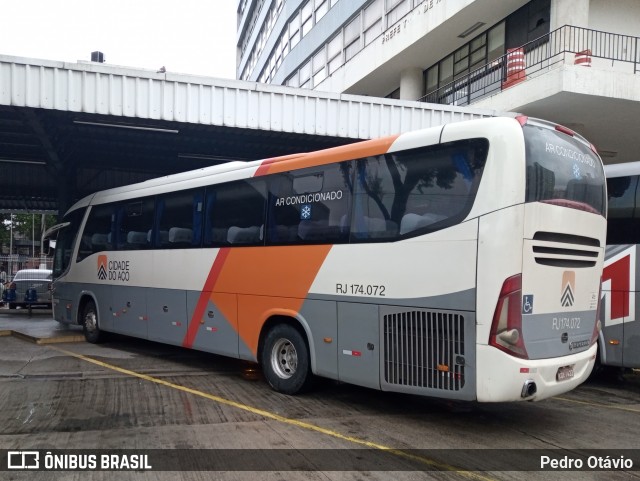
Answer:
xmin=108 ymin=200 xmax=153 ymax=339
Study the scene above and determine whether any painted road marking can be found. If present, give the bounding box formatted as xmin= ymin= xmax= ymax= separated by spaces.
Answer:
xmin=555 ymin=396 xmax=640 ymax=413
xmin=49 ymin=345 xmax=494 ymax=480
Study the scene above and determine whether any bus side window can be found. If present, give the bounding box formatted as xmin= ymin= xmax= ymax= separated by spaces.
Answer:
xmin=267 ymin=161 xmax=352 ymax=245
xmin=77 ymin=204 xmax=114 ymax=261
xmin=352 ymin=140 xmax=486 ymax=241
xmin=117 ymin=199 xmax=154 ymax=251
xmin=205 ymin=179 xmax=266 ymax=247
xmin=352 ymin=155 xmax=399 ymax=240
xmin=155 ymin=189 xmax=204 ymax=249
xmin=607 ymin=175 xmax=640 ymax=244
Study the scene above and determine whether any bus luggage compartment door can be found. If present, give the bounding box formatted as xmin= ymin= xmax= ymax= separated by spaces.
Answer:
xmin=337 ymin=302 xmax=380 ymax=390
xmin=148 ymin=289 xmax=187 ymax=345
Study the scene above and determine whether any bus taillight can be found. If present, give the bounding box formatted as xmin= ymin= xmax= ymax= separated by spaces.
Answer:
xmin=489 ymin=274 xmax=529 ymax=359
xmin=555 ymin=124 xmax=575 ymax=137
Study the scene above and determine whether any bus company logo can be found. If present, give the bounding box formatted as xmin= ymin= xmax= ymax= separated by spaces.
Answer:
xmin=561 ymin=271 xmax=575 ymax=307
xmin=97 ymin=256 xmax=131 ymax=282
xmin=97 ymin=255 xmax=108 ymax=280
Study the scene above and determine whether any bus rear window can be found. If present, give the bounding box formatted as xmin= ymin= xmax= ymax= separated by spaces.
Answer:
xmin=523 ymin=123 xmax=606 ymax=216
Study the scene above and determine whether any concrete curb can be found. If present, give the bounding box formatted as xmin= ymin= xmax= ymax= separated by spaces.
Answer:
xmin=2 ymin=329 xmax=85 ymax=345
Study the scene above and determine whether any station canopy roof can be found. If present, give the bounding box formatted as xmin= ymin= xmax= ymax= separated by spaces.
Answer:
xmin=0 ymin=55 xmax=498 ymax=214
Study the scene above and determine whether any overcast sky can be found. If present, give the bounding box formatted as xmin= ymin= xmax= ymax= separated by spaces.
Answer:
xmin=1 ymin=0 xmax=237 ymax=79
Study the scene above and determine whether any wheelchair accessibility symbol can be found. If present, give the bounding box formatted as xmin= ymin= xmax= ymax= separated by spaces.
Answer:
xmin=522 ymin=295 xmax=534 ymax=314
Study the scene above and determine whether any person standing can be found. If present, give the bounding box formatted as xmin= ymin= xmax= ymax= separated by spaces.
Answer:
xmin=0 ymin=264 xmax=6 ymax=301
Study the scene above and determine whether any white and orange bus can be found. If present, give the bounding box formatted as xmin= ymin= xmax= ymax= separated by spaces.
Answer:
xmin=45 ymin=116 xmax=606 ymax=402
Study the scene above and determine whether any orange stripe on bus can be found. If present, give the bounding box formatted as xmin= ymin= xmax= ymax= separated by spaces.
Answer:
xmin=210 ymin=245 xmax=332 ymax=356
xmin=254 ymin=153 xmax=308 ymax=176
xmin=183 ymin=248 xmax=231 ymax=348
xmin=254 ymin=135 xmax=399 ymax=176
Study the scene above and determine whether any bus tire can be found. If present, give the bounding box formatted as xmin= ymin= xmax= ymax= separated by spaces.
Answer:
xmin=82 ymin=300 xmax=103 ymax=344
xmin=8 ymin=303 xmax=16 ymax=310
xmin=261 ymin=324 xmax=312 ymax=395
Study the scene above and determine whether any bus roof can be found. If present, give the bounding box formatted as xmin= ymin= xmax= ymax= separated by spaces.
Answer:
xmin=63 ymin=116 xmax=530 ymax=216
xmin=64 ymin=132 xmax=404 ymax=214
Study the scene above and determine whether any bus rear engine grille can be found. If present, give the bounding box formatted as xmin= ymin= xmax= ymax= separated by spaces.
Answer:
xmin=383 ymin=310 xmax=465 ymax=391
xmin=532 ymin=231 xmax=600 ymax=268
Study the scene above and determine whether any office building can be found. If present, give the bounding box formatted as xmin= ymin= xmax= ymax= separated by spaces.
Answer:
xmin=237 ymin=0 xmax=640 ymax=165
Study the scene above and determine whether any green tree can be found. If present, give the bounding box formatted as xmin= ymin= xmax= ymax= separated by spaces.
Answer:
xmin=0 ymin=213 xmax=58 ymax=254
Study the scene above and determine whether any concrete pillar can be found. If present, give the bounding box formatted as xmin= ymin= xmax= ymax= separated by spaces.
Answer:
xmin=399 ymin=67 xmax=424 ymax=101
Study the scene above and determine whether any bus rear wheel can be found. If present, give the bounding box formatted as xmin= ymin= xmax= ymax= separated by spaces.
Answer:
xmin=82 ymin=300 xmax=103 ymax=344
xmin=261 ymin=324 xmax=312 ymax=395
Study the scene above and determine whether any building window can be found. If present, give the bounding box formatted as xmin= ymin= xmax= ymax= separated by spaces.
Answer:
xmin=300 ymin=59 xmax=312 ymax=88
xmin=439 ymin=55 xmax=453 ymax=86
xmin=364 ymin=0 xmax=383 ymax=46
xmin=302 ymin=1 xmax=313 ymax=37
xmin=423 ymin=18 xmax=509 ymax=99
xmin=286 ymin=72 xmax=300 ymax=88
xmin=488 ymin=21 xmax=505 ymax=62
xmin=312 ymin=48 xmax=327 ymax=86
xmin=344 ymin=14 xmax=362 ymax=61
xmin=315 ymin=0 xmax=329 ymax=22
xmin=469 ymin=35 xmax=487 ymax=70
xmin=425 ymin=65 xmax=438 ymax=94
xmin=453 ymin=44 xmax=469 ymax=79
xmin=290 ymin=11 xmax=301 ymax=48
xmin=505 ymin=0 xmax=550 ymax=49
xmin=327 ymin=32 xmax=343 ymax=73
xmin=385 ymin=0 xmax=409 ymax=28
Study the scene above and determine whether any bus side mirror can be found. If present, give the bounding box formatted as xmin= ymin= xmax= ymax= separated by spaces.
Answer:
xmin=42 ymin=239 xmax=56 ymax=254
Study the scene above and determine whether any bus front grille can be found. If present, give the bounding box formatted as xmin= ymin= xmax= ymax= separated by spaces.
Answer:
xmin=383 ymin=310 xmax=465 ymax=391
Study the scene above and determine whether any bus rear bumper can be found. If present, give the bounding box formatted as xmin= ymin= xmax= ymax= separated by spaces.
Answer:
xmin=476 ymin=343 xmax=596 ymax=402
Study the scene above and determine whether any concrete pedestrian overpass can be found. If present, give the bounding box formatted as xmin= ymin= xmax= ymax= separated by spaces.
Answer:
xmin=0 ymin=54 xmax=501 ymax=214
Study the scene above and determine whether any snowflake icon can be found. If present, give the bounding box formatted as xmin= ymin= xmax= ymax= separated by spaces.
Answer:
xmin=301 ymin=204 xmax=312 ymax=220
xmin=572 ymin=163 xmax=581 ymax=179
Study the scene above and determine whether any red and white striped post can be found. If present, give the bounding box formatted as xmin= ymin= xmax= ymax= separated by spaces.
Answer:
xmin=502 ymin=48 xmax=526 ymax=90
xmin=574 ymin=49 xmax=592 ymax=67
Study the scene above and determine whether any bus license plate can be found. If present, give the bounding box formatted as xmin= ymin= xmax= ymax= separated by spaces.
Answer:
xmin=556 ymin=366 xmax=574 ymax=382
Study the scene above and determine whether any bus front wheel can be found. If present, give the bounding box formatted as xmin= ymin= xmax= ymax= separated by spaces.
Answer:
xmin=82 ymin=300 xmax=103 ymax=344
xmin=261 ymin=324 xmax=312 ymax=395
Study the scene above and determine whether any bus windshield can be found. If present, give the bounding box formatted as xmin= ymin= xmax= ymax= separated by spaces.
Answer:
xmin=523 ymin=123 xmax=606 ymax=216
xmin=52 ymin=208 xmax=86 ymax=279
xmin=607 ymin=173 xmax=640 ymax=244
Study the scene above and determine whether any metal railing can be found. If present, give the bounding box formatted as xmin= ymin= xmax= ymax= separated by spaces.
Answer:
xmin=420 ymin=25 xmax=640 ymax=107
